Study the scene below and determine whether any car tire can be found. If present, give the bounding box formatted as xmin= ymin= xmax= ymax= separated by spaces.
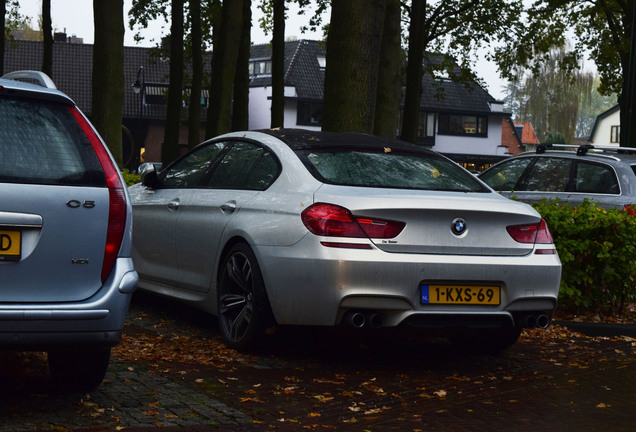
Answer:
xmin=451 ymin=325 xmax=522 ymax=354
xmin=218 ymin=242 xmax=273 ymax=351
xmin=48 ymin=348 xmax=111 ymax=392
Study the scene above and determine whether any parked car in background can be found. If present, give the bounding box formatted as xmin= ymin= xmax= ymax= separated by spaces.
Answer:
xmin=130 ymin=129 xmax=561 ymax=353
xmin=0 ymin=71 xmax=138 ymax=390
xmin=479 ymin=144 xmax=636 ymax=209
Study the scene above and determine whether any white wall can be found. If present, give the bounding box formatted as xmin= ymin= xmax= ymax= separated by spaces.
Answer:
xmin=591 ymin=109 xmax=620 ymax=147
xmin=248 ymin=86 xmax=321 ymax=131
xmin=248 ymin=87 xmax=273 ymax=130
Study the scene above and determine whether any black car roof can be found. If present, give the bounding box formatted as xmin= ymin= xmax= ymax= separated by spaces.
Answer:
xmin=260 ymin=128 xmax=438 ymax=155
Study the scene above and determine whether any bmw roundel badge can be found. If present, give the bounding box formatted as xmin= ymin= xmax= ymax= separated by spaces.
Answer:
xmin=451 ymin=218 xmax=467 ymax=235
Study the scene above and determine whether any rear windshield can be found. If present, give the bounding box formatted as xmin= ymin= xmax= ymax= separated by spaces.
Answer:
xmin=0 ymin=97 xmax=106 ymax=187
xmin=296 ymin=148 xmax=489 ymax=192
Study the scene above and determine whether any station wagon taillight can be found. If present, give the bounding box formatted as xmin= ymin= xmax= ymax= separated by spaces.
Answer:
xmin=69 ymin=106 xmax=126 ymax=283
xmin=301 ymin=203 xmax=405 ymax=239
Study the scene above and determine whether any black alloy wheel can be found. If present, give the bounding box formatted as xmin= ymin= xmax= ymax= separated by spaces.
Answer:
xmin=218 ymin=243 xmax=272 ymax=350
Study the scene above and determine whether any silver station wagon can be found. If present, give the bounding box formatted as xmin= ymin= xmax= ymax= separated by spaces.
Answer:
xmin=131 ymin=129 xmax=561 ymax=352
xmin=479 ymin=144 xmax=636 ymax=209
xmin=0 ymin=71 xmax=138 ymax=390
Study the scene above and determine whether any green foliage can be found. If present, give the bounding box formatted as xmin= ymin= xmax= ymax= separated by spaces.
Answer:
xmin=495 ymin=1 xmax=628 ymax=100
xmin=122 ymin=169 xmax=141 ymax=187
xmin=507 ymin=45 xmax=593 ymax=144
xmin=576 ymin=77 xmax=618 ymax=138
xmin=532 ymin=199 xmax=636 ymax=314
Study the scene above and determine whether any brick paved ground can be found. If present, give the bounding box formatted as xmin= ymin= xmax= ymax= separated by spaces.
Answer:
xmin=1 ymin=293 xmax=635 ymax=432
xmin=0 ymin=357 xmax=253 ymax=432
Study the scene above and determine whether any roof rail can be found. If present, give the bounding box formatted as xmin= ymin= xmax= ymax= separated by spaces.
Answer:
xmin=535 ymin=143 xmax=636 ymax=156
xmin=1 ymin=70 xmax=57 ymax=89
xmin=584 ymin=144 xmax=636 ymax=154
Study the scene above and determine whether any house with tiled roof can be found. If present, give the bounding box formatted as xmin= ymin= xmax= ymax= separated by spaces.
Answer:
xmin=501 ymin=118 xmax=524 ymax=156
xmin=411 ymin=55 xmax=511 ymax=170
xmin=589 ymin=104 xmax=620 ymax=147
xmin=512 ymin=121 xmax=540 ymax=152
xmin=248 ymin=39 xmax=326 ymax=130
xmin=3 ymin=37 xmax=204 ymax=168
xmin=247 ymin=44 xmax=514 ymax=171
xmin=4 ymin=37 xmax=513 ymax=171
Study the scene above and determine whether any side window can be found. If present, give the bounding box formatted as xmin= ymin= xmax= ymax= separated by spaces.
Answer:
xmin=245 ymin=151 xmax=280 ymax=190
xmin=208 ymin=141 xmax=278 ymax=189
xmin=518 ymin=157 xmax=571 ymax=192
xmin=479 ymin=158 xmax=533 ymax=191
xmin=575 ymin=162 xmax=619 ymax=194
xmin=161 ymin=142 xmax=227 ymax=188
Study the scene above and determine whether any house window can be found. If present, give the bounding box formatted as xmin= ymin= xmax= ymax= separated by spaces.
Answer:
xmin=144 ymin=85 xmax=168 ymax=105
xmin=611 ymin=125 xmax=620 ymax=143
xmin=396 ymin=111 xmax=435 ymax=139
xmin=249 ymin=60 xmax=272 ymax=76
xmin=317 ymin=56 xmax=326 ymax=70
xmin=438 ymin=113 xmax=487 ymax=137
xmin=418 ymin=112 xmax=435 ymax=137
xmin=297 ymin=101 xmax=322 ymax=126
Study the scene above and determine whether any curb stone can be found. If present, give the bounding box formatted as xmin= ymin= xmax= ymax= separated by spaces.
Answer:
xmin=554 ymin=320 xmax=636 ymax=337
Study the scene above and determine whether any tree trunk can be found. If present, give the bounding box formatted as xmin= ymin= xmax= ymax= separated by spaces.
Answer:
xmin=92 ymin=0 xmax=124 ymax=166
xmin=42 ymin=0 xmax=53 ymax=77
xmin=206 ymin=0 xmax=243 ymax=138
xmin=270 ymin=0 xmax=285 ymax=128
xmin=373 ymin=0 xmax=402 ymax=139
xmin=162 ymin=0 xmax=184 ymax=166
xmin=322 ymin=0 xmax=386 ymax=133
xmin=621 ymin=0 xmax=636 ymax=147
xmin=401 ymin=0 xmax=426 ymax=144
xmin=231 ymin=0 xmax=251 ymax=131
xmin=188 ymin=0 xmax=203 ymax=149
xmin=0 ymin=0 xmax=6 ymax=75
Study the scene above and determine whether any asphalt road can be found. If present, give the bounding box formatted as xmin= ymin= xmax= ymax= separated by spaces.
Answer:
xmin=1 ymin=291 xmax=635 ymax=432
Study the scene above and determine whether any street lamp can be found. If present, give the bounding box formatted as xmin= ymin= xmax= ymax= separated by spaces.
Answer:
xmin=132 ymin=65 xmax=144 ymax=96
xmin=131 ymin=66 xmax=145 ymax=169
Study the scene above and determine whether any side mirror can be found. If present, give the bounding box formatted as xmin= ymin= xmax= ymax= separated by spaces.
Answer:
xmin=140 ymin=165 xmax=159 ymax=188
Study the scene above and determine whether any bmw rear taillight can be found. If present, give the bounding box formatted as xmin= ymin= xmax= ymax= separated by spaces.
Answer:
xmin=301 ymin=203 xmax=405 ymax=239
xmin=507 ymin=219 xmax=554 ymax=244
xmin=69 ymin=106 xmax=127 ymax=283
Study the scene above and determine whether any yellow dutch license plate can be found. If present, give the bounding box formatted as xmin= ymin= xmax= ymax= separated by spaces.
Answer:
xmin=0 ymin=230 xmax=21 ymax=261
xmin=421 ymin=284 xmax=500 ymax=305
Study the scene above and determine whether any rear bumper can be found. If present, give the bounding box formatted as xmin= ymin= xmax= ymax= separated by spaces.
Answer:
xmin=256 ymin=238 xmax=561 ymax=328
xmin=0 ymin=257 xmax=137 ymax=350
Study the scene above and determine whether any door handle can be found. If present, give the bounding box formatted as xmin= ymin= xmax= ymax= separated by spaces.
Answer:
xmin=220 ymin=201 xmax=236 ymax=214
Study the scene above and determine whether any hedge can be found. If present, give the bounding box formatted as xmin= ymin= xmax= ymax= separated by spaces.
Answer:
xmin=122 ymin=169 xmax=141 ymax=187
xmin=532 ymin=199 xmax=636 ymax=315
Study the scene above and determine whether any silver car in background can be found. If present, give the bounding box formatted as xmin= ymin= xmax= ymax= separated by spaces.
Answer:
xmin=0 ymin=71 xmax=138 ymax=390
xmin=479 ymin=144 xmax=636 ymax=209
xmin=130 ymin=129 xmax=561 ymax=352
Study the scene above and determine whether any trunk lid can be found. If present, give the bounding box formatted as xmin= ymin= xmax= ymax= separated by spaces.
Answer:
xmin=313 ymin=185 xmax=542 ymax=256
xmin=1 ymin=183 xmax=109 ymax=302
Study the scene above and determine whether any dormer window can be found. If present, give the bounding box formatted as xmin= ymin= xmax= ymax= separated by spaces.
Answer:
xmin=317 ymin=56 xmax=326 ymax=70
xmin=249 ymin=60 xmax=272 ymax=76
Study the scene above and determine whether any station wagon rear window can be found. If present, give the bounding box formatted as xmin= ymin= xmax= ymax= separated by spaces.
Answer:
xmin=0 ymin=97 xmax=105 ymax=186
xmin=297 ymin=149 xmax=489 ymax=192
